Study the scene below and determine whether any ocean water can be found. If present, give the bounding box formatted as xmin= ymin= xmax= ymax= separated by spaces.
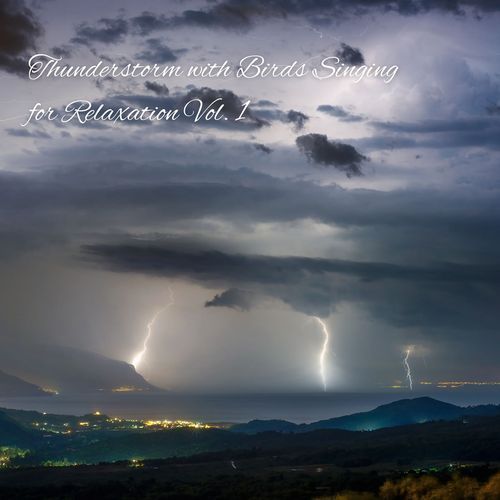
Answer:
xmin=1 ymin=389 xmax=499 ymax=423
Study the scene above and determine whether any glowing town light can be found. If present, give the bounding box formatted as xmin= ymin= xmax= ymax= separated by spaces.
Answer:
xmin=313 ymin=316 xmax=330 ymax=392
xmin=131 ymin=287 xmax=174 ymax=371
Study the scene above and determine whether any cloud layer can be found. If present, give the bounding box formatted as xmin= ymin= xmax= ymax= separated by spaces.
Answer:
xmin=0 ymin=0 xmax=42 ymax=75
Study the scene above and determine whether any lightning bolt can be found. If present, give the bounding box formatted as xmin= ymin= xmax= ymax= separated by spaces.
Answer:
xmin=313 ymin=316 xmax=330 ymax=392
xmin=131 ymin=287 xmax=174 ymax=372
xmin=403 ymin=347 xmax=413 ymax=391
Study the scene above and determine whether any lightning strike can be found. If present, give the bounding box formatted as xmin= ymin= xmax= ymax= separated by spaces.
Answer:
xmin=403 ymin=347 xmax=413 ymax=391
xmin=313 ymin=316 xmax=330 ymax=392
xmin=131 ymin=287 xmax=174 ymax=371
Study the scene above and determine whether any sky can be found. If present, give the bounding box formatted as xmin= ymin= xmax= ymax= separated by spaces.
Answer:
xmin=0 ymin=0 xmax=499 ymax=393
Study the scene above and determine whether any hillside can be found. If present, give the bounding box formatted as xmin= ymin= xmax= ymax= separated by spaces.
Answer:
xmin=231 ymin=397 xmax=500 ymax=433
xmin=0 ymin=370 xmax=50 ymax=398
xmin=0 ymin=411 xmax=40 ymax=447
xmin=0 ymin=343 xmax=159 ymax=393
xmin=1 ymin=397 xmax=500 ymax=466
xmin=304 ymin=396 xmax=466 ymax=431
xmin=41 ymin=414 xmax=500 ymax=465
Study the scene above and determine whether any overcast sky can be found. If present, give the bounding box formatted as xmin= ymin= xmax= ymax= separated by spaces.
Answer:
xmin=0 ymin=0 xmax=499 ymax=393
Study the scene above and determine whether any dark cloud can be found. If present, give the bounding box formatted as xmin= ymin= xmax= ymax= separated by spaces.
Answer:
xmin=296 ymin=133 xmax=367 ymax=176
xmin=130 ymin=11 xmax=170 ymax=35
xmin=0 ymin=155 xmax=499 ymax=332
xmin=1 ymin=159 xmax=499 ymax=306
xmin=2 ymin=160 xmax=497 ymax=251
xmin=0 ymin=0 xmax=42 ymax=76
xmin=135 ymin=38 xmax=178 ymax=63
xmin=371 ymin=118 xmax=497 ymax=134
xmin=336 ymin=43 xmax=365 ymax=65
xmin=51 ymin=45 xmax=73 ymax=59
xmin=286 ymin=110 xmax=309 ymax=132
xmin=144 ymin=81 xmax=169 ymax=96
xmin=6 ymin=128 xmax=50 ymax=139
xmin=351 ymin=136 xmax=417 ymax=151
xmin=130 ymin=11 xmax=171 ymax=36
xmin=175 ymin=5 xmax=254 ymax=30
xmin=366 ymin=117 xmax=500 ymax=150
xmin=251 ymin=106 xmax=310 ymax=130
xmin=82 ymin=240 xmax=500 ymax=326
xmin=0 ymin=0 xmax=497 ymax=390
xmin=254 ymin=143 xmax=273 ymax=154
xmin=487 ymin=104 xmax=500 ymax=115
xmin=61 ymin=0 xmax=500 ymax=56
xmin=255 ymin=99 xmax=278 ymax=107
xmin=71 ymin=17 xmax=128 ymax=46
xmin=130 ymin=5 xmax=255 ymax=33
xmin=121 ymin=0 xmax=500 ymax=38
xmin=317 ymin=105 xmax=363 ymax=122
xmin=83 ymin=241 xmax=500 ymax=286
xmin=205 ymin=288 xmax=256 ymax=311
xmin=254 ymin=0 xmax=500 ymax=15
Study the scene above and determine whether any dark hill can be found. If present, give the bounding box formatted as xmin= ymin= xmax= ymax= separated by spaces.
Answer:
xmin=305 ymin=396 xmax=465 ymax=431
xmin=231 ymin=419 xmax=297 ymax=434
xmin=48 ymin=414 xmax=500 ymax=464
xmin=231 ymin=397 xmax=500 ymax=434
xmin=0 ymin=370 xmax=50 ymax=398
xmin=0 ymin=411 xmax=40 ymax=447
xmin=0 ymin=343 xmax=159 ymax=393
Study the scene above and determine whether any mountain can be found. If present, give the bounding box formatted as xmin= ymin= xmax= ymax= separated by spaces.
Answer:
xmin=0 ymin=343 xmax=159 ymax=393
xmin=230 ymin=397 xmax=500 ymax=434
xmin=0 ymin=411 xmax=40 ymax=447
xmin=0 ymin=370 xmax=50 ymax=397
xmin=39 ymin=414 xmax=500 ymax=464
xmin=1 ymin=398 xmax=500 ymax=465
xmin=68 ymin=428 xmax=240 ymax=463
xmin=230 ymin=419 xmax=298 ymax=434
xmin=304 ymin=397 xmax=465 ymax=431
xmin=1 ymin=416 xmax=500 ymax=497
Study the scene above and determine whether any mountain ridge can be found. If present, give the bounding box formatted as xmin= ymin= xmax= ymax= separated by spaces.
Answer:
xmin=0 ymin=343 xmax=161 ymax=394
xmin=1 ymin=396 xmax=500 ymax=465
xmin=0 ymin=370 xmax=51 ymax=398
xmin=230 ymin=396 xmax=500 ymax=433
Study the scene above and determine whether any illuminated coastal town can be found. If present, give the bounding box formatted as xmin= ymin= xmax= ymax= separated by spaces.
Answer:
xmin=27 ymin=411 xmax=216 ymax=435
xmin=0 ymin=409 xmax=219 ymax=468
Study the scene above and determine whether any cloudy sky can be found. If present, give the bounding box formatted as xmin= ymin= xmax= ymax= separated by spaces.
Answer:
xmin=0 ymin=0 xmax=499 ymax=393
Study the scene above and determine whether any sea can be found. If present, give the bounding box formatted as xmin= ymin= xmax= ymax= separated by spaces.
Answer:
xmin=1 ymin=388 xmax=499 ymax=423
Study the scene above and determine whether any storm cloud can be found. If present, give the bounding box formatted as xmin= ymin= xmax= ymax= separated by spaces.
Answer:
xmin=336 ymin=43 xmax=365 ymax=65
xmin=135 ymin=38 xmax=179 ymax=63
xmin=125 ymin=1 xmax=500 ymax=36
xmin=366 ymin=117 xmax=500 ymax=150
xmin=71 ymin=17 xmax=128 ymax=46
xmin=254 ymin=143 xmax=273 ymax=154
xmin=144 ymin=81 xmax=169 ymax=96
xmin=296 ymin=134 xmax=367 ymax=176
xmin=1 ymin=0 xmax=499 ymax=391
xmin=205 ymin=288 xmax=256 ymax=311
xmin=317 ymin=105 xmax=363 ymax=122
xmin=1 ymin=160 xmax=498 ymax=266
xmin=0 ymin=0 xmax=42 ymax=75
xmin=54 ymin=0 xmax=500 ymax=57
xmin=83 ymin=240 xmax=500 ymax=328
xmin=286 ymin=110 xmax=310 ymax=132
